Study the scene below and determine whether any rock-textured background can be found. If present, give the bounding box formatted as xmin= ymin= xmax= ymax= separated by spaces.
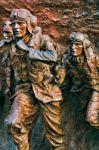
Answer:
xmin=0 ymin=0 xmax=99 ymax=49
xmin=0 ymin=0 xmax=99 ymax=150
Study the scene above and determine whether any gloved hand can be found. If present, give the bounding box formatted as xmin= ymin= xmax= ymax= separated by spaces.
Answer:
xmin=16 ymin=40 xmax=29 ymax=52
xmin=54 ymin=65 xmax=66 ymax=85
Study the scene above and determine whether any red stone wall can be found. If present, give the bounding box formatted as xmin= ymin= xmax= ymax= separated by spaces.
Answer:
xmin=0 ymin=0 xmax=99 ymax=49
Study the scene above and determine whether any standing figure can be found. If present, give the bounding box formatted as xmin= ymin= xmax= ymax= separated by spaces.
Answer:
xmin=0 ymin=18 xmax=13 ymax=148
xmin=5 ymin=9 xmax=64 ymax=150
xmin=0 ymin=18 xmax=13 ymax=95
xmin=62 ymin=32 xmax=99 ymax=128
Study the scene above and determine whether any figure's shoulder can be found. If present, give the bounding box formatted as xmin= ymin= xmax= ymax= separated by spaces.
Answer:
xmin=30 ymin=26 xmax=42 ymax=40
xmin=32 ymin=26 xmax=42 ymax=35
xmin=40 ymin=34 xmax=53 ymax=49
xmin=29 ymin=26 xmax=42 ymax=48
xmin=32 ymin=26 xmax=52 ymax=43
xmin=41 ymin=34 xmax=52 ymax=42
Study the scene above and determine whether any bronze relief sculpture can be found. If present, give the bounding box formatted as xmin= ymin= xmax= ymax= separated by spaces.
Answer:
xmin=4 ymin=9 xmax=64 ymax=150
xmin=0 ymin=18 xmax=13 ymax=94
xmin=0 ymin=7 xmax=98 ymax=150
xmin=62 ymin=32 xmax=99 ymax=128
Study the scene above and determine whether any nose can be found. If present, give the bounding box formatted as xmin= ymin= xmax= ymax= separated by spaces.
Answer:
xmin=3 ymin=33 xmax=8 ymax=39
xmin=72 ymin=43 xmax=76 ymax=49
xmin=14 ymin=23 xmax=19 ymax=29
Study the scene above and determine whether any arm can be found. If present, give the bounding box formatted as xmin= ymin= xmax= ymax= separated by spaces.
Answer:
xmin=29 ymin=43 xmax=57 ymax=62
xmin=16 ymin=35 xmax=57 ymax=62
xmin=54 ymin=54 xmax=67 ymax=85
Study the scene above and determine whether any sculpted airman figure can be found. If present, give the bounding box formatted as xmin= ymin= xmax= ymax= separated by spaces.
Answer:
xmin=0 ymin=18 xmax=13 ymax=94
xmin=62 ymin=32 xmax=99 ymax=128
xmin=4 ymin=9 xmax=64 ymax=150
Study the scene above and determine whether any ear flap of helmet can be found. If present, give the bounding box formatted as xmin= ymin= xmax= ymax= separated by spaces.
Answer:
xmin=27 ymin=14 xmax=37 ymax=34
xmin=30 ymin=15 xmax=37 ymax=27
xmin=83 ymin=39 xmax=91 ymax=49
xmin=83 ymin=35 xmax=96 ymax=71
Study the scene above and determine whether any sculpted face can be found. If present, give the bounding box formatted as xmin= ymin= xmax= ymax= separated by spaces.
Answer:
xmin=11 ymin=20 xmax=28 ymax=39
xmin=3 ymin=20 xmax=13 ymax=40
xmin=71 ymin=41 xmax=83 ymax=56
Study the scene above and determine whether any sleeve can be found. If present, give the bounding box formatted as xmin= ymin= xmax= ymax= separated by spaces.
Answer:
xmin=29 ymin=35 xmax=57 ymax=62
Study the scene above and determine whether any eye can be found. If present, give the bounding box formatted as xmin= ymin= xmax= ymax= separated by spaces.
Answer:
xmin=5 ymin=31 xmax=10 ymax=33
xmin=74 ymin=43 xmax=82 ymax=47
xmin=11 ymin=22 xmax=15 ymax=26
xmin=18 ymin=22 xmax=23 ymax=25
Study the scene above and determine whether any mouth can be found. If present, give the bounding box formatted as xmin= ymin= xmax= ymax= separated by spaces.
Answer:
xmin=14 ymin=30 xmax=20 ymax=35
xmin=4 ymin=35 xmax=8 ymax=39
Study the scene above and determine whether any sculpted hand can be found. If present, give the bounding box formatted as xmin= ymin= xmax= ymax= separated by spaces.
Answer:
xmin=54 ymin=65 xmax=65 ymax=85
xmin=16 ymin=40 xmax=29 ymax=52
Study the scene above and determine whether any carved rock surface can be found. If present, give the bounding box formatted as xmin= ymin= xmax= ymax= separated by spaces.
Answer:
xmin=0 ymin=0 xmax=99 ymax=48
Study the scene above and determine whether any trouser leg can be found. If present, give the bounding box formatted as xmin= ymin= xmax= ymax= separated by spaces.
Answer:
xmin=87 ymin=90 xmax=99 ymax=128
xmin=5 ymin=92 xmax=38 ymax=150
xmin=40 ymin=100 xmax=64 ymax=150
